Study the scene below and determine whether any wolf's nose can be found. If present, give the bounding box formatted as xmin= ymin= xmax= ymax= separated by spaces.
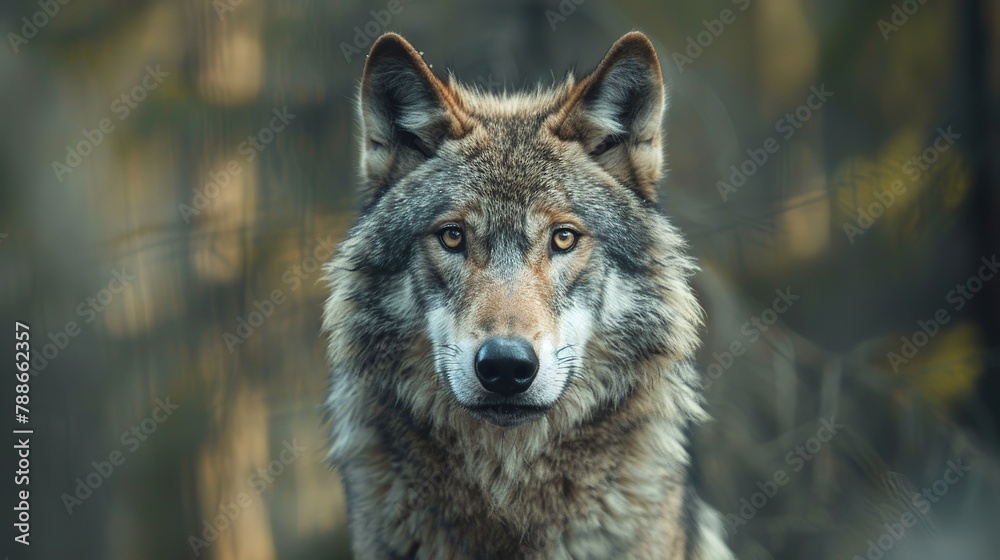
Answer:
xmin=475 ymin=337 xmax=538 ymax=396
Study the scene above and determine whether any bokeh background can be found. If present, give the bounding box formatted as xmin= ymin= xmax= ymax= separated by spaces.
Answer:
xmin=1 ymin=0 xmax=999 ymax=558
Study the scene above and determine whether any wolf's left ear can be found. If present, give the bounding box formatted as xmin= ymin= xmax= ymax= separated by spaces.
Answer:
xmin=359 ymin=33 xmax=470 ymax=200
xmin=552 ymin=32 xmax=666 ymax=202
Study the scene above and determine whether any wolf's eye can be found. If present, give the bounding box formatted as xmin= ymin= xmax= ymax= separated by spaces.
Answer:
xmin=590 ymin=135 xmax=620 ymax=157
xmin=438 ymin=226 xmax=465 ymax=252
xmin=551 ymin=229 xmax=578 ymax=252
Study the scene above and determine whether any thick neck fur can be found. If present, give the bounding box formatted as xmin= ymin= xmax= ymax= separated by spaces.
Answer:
xmin=324 ymin=309 xmax=707 ymax=555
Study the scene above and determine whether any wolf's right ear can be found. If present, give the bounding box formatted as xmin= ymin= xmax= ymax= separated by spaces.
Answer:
xmin=359 ymin=34 xmax=469 ymax=199
xmin=551 ymin=32 xmax=666 ymax=202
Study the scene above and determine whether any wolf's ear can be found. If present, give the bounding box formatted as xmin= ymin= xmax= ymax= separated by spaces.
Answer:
xmin=359 ymin=33 xmax=469 ymax=198
xmin=552 ymin=32 xmax=666 ymax=202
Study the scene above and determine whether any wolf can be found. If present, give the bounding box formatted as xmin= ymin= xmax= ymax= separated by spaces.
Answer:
xmin=322 ymin=31 xmax=734 ymax=559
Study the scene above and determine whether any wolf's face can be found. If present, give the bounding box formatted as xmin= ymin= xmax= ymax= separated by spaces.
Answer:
xmin=419 ymin=183 xmax=592 ymax=425
xmin=325 ymin=33 xmax=702 ymax=433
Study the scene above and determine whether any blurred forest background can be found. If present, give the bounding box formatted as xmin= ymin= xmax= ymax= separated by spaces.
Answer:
xmin=1 ymin=0 xmax=998 ymax=558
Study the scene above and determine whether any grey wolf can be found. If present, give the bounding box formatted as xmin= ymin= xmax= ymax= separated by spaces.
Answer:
xmin=322 ymin=31 xmax=734 ymax=559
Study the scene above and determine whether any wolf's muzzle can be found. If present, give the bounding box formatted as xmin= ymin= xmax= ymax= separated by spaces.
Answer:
xmin=474 ymin=337 xmax=538 ymax=396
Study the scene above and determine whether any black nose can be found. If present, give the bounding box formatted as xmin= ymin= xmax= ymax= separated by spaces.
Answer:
xmin=475 ymin=337 xmax=538 ymax=396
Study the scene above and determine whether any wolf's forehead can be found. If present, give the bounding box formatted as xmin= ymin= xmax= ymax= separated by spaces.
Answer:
xmin=452 ymin=117 xmax=569 ymax=187
xmin=466 ymin=116 xmax=556 ymax=155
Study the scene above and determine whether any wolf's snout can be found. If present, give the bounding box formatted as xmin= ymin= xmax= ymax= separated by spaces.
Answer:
xmin=474 ymin=337 xmax=538 ymax=396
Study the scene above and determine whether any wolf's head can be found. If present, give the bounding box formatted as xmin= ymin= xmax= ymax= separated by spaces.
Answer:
xmin=324 ymin=32 xmax=703 ymax=442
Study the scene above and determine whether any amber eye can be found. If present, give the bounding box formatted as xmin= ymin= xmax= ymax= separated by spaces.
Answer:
xmin=551 ymin=228 xmax=578 ymax=252
xmin=438 ymin=226 xmax=465 ymax=252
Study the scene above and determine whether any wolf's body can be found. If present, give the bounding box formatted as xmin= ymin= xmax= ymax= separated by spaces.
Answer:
xmin=322 ymin=32 xmax=734 ymax=559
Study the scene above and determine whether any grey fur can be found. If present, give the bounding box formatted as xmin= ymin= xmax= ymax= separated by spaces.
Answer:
xmin=323 ymin=31 xmax=734 ymax=559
